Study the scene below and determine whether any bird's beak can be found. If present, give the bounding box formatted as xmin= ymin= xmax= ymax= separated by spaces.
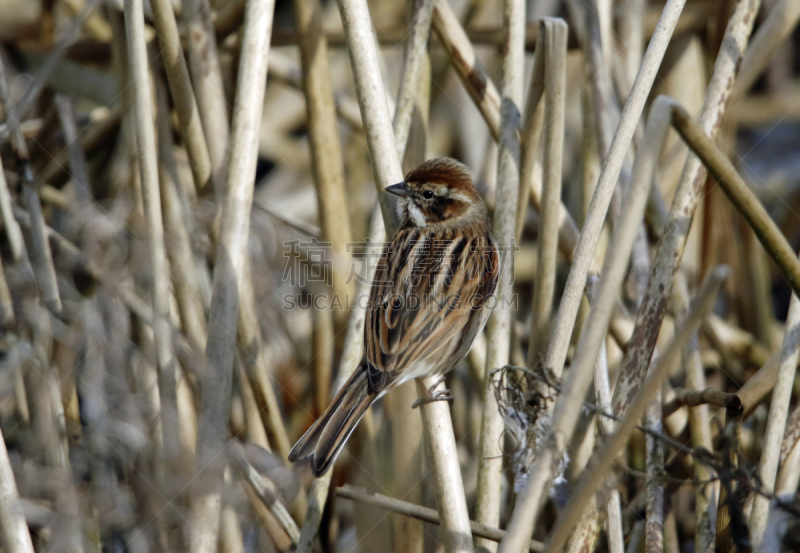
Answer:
xmin=385 ymin=182 xmax=408 ymax=197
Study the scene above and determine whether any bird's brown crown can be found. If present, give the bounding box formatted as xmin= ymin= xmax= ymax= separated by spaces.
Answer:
xmin=395 ymin=158 xmax=486 ymax=228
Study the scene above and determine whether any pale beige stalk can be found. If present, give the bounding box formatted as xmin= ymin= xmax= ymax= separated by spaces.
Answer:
xmin=474 ymin=0 xmax=524 ymax=549
xmin=190 ymin=0 xmax=275 ymax=551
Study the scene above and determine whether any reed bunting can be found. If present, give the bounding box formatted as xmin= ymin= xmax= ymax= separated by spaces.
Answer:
xmin=289 ymin=157 xmax=499 ymax=476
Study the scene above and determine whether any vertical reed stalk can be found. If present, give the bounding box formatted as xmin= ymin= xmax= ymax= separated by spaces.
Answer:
xmin=474 ymin=0 xmax=524 ymax=548
xmin=529 ymin=18 xmax=567 ymax=362
xmin=191 ymin=1 xmax=275 ymax=551
xmin=749 ymin=267 xmax=800 ymax=545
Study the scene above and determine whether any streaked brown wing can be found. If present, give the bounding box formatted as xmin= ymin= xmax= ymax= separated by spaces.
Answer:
xmin=364 ymin=226 xmax=499 ymax=387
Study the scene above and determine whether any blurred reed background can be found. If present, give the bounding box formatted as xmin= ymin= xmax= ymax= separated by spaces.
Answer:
xmin=1 ymin=0 xmax=800 ymax=552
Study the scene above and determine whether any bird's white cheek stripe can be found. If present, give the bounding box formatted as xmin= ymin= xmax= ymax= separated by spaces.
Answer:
xmin=408 ymin=203 xmax=427 ymax=226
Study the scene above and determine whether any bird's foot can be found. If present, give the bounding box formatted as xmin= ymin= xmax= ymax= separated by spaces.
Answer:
xmin=412 ymin=377 xmax=454 ymax=408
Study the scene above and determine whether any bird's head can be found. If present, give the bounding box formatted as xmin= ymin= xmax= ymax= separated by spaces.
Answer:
xmin=386 ymin=157 xmax=487 ymax=228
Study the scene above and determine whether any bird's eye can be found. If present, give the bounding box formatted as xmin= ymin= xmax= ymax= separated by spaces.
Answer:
xmin=423 ymin=190 xmax=434 ymax=199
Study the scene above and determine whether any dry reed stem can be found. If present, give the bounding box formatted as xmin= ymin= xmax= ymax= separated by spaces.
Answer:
xmin=390 ymin=50 xmax=431 ymax=553
xmin=191 ymin=0 xmax=275 ymax=551
xmin=335 ymin=485 xmax=544 ymax=552
xmin=337 ymin=0 xmax=404 ymax=230
xmin=749 ymin=269 xmax=800 ymax=544
xmin=149 ymin=0 xmax=213 ymax=192
xmin=474 ymin=0 xmax=524 ymax=547
xmin=0 ymin=57 xmax=62 ymax=314
xmin=0 ymin=424 xmax=34 ymax=553
xmin=516 ymin=25 xmax=545 ymax=242
xmin=123 ymin=7 xmax=184 ymax=547
xmin=434 ymin=1 xmax=581 ymax=263
xmin=53 ymin=95 xmax=92 ymax=204
xmin=612 ymin=0 xmax=760 ymax=417
xmin=155 ymin=81 xmax=207 ymax=353
xmin=645 ymin=370 xmax=664 ymax=553
xmin=184 ymin=0 xmax=230 ymax=195
xmin=732 ymin=0 xmax=800 ymax=102
xmin=586 ymin=278 xmax=625 ymax=553
xmin=431 ymin=1 xmax=501 ymax=140
xmin=529 ymin=18 xmax=567 ymax=362
xmin=230 ymin=442 xmax=300 ymax=544
xmin=672 ymin=277 xmax=716 ymax=553
xmin=392 ymin=0 xmax=434 ymax=156
xmin=544 ymin=267 xmax=729 ymax=553
xmin=499 ymin=94 xmax=677 ymax=553
xmin=294 ymin=0 xmax=353 ymax=330
xmin=536 ymin=0 xmax=686 ymax=390
xmin=662 ymin=387 xmax=741 ymax=417
xmin=669 ymin=104 xmax=800 ymax=296
xmin=0 ymin=157 xmax=26 ymax=263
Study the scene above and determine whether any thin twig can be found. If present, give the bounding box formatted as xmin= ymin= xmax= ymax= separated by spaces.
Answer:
xmin=335 ymin=485 xmax=544 ymax=552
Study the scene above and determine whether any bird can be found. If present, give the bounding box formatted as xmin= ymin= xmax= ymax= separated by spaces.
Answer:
xmin=288 ymin=157 xmax=500 ymax=476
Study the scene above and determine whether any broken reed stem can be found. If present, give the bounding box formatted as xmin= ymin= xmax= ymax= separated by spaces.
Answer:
xmin=611 ymin=0 xmax=760 ymax=417
xmin=335 ymin=485 xmax=544 ymax=552
xmin=0 ymin=57 xmax=61 ymax=313
xmin=293 ymin=0 xmax=353 ymax=329
xmin=749 ymin=267 xmax=800 ymax=545
xmin=731 ymin=0 xmax=800 ymax=102
xmin=544 ymin=267 xmax=729 ymax=553
xmin=474 ymin=0 xmax=524 ymax=548
xmin=529 ymin=18 xmax=567 ymax=362
xmin=516 ymin=23 xmax=545 ymax=242
xmin=662 ymin=387 xmax=741 ymax=417
xmin=184 ymin=0 xmax=230 ymax=195
xmin=190 ymin=0 xmax=275 ymax=551
xmin=498 ymin=95 xmax=675 ymax=553
xmin=149 ymin=0 xmax=213 ymax=192
xmin=229 ymin=442 xmax=300 ymax=545
xmin=392 ymin=0 xmax=434 ymax=156
xmin=669 ymin=104 xmax=800 ymax=297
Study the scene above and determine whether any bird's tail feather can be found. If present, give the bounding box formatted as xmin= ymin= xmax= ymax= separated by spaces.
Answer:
xmin=288 ymin=361 xmax=376 ymax=476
